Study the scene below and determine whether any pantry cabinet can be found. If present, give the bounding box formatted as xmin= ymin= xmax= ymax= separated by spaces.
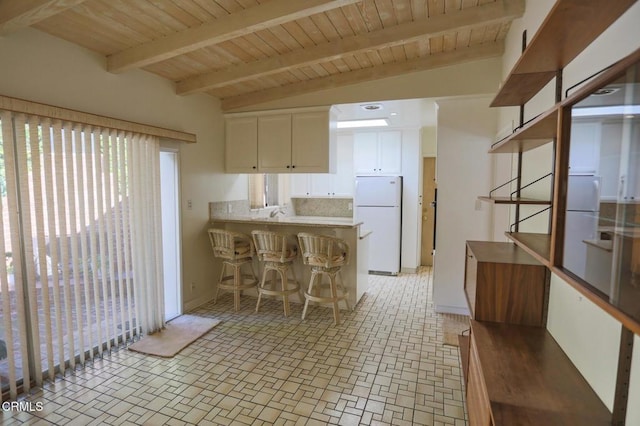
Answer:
xmin=353 ymin=130 xmax=401 ymax=175
xmin=225 ymin=106 xmax=336 ymax=173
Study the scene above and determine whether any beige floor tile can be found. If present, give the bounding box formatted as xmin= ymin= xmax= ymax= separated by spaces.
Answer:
xmin=6 ymin=267 xmax=467 ymax=425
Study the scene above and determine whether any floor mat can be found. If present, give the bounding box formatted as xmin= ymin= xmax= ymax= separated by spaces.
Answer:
xmin=128 ymin=315 xmax=221 ymax=357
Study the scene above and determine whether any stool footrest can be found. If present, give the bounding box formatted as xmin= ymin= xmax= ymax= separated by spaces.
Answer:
xmin=259 ymin=286 xmax=300 ymax=297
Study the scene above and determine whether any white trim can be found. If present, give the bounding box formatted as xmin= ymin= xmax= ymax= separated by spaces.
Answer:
xmin=435 ymin=304 xmax=470 ymax=316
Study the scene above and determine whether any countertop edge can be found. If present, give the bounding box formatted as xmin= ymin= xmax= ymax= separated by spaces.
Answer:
xmin=210 ymin=216 xmax=362 ymax=229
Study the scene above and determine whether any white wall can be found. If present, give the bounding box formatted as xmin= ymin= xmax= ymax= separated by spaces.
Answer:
xmin=0 ymin=28 xmax=246 ymax=310
xmin=401 ymin=128 xmax=421 ymax=272
xmin=433 ymin=96 xmax=496 ymax=314
xmin=495 ymin=2 xmax=640 ymax=422
xmin=421 ymin=126 xmax=437 ymax=157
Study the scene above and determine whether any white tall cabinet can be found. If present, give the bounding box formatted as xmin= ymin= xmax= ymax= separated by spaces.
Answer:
xmin=354 ymin=130 xmax=402 ymax=175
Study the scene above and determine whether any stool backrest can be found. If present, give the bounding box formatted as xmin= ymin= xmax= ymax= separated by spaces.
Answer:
xmin=297 ymin=233 xmax=350 ymax=268
xmin=252 ymin=230 xmax=297 ymax=263
xmin=208 ymin=229 xmax=253 ymax=261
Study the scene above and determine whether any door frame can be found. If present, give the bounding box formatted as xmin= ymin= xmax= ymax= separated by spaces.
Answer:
xmin=160 ymin=148 xmax=182 ymax=321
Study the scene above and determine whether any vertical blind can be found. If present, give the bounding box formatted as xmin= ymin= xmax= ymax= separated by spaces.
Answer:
xmin=0 ymin=110 xmax=164 ymax=400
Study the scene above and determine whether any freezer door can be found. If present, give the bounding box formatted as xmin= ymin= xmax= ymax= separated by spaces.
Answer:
xmin=357 ymin=206 xmax=401 ymax=274
xmin=355 ymin=176 xmax=402 ymax=207
xmin=567 ymin=175 xmax=600 ymax=211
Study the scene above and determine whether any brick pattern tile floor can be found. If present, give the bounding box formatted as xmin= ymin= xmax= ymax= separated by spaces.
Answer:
xmin=0 ymin=267 xmax=467 ymax=425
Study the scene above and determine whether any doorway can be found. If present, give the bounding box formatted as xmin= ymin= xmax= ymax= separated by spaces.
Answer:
xmin=160 ymin=150 xmax=182 ymax=321
xmin=421 ymin=157 xmax=437 ymax=266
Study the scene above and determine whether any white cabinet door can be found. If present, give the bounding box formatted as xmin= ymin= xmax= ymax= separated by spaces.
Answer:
xmin=570 ymin=122 xmax=600 ymax=174
xmin=353 ymin=130 xmax=401 ymax=175
xmin=292 ymin=110 xmax=333 ymax=172
xmin=378 ymin=131 xmax=402 ymax=174
xmin=354 ymin=132 xmax=378 ymax=174
xmin=332 ymin=133 xmax=354 ymax=196
xmin=310 ymin=173 xmax=332 ymax=195
xmin=599 ymin=122 xmax=623 ymax=200
xmin=225 ymin=116 xmax=258 ymax=172
xmin=258 ymin=114 xmax=292 ymax=173
xmin=290 ymin=174 xmax=311 ymax=196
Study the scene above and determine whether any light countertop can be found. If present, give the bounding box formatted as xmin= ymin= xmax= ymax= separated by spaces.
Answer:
xmin=210 ymin=214 xmax=363 ymax=229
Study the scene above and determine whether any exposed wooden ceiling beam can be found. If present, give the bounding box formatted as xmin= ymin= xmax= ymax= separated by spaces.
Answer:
xmin=178 ymin=0 xmax=524 ymax=95
xmin=0 ymin=0 xmax=87 ymax=34
xmin=220 ymin=41 xmax=505 ymax=111
xmin=107 ymin=0 xmax=362 ymax=74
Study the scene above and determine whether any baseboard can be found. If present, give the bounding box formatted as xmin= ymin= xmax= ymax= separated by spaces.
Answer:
xmin=435 ymin=304 xmax=470 ymax=316
xmin=400 ymin=267 xmax=418 ymax=274
xmin=183 ymin=296 xmax=214 ymax=313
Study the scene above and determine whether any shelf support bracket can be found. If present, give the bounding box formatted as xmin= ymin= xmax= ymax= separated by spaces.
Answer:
xmin=509 ymin=206 xmax=551 ymax=232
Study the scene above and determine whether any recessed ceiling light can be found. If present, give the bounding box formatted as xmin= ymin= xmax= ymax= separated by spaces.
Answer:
xmin=592 ymin=87 xmax=619 ymax=96
xmin=390 ymin=112 xmax=398 ymax=116
xmin=361 ymin=103 xmax=383 ymax=111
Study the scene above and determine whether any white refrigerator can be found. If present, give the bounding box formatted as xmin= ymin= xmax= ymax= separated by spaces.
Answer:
xmin=564 ymin=174 xmax=601 ymax=281
xmin=355 ymin=176 xmax=402 ymax=275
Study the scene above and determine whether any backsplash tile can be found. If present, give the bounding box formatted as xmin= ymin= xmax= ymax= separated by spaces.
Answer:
xmin=292 ymin=197 xmax=353 ymax=218
xmin=209 ymin=200 xmax=250 ymax=219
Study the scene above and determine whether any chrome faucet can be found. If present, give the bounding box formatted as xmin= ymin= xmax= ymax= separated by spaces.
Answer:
xmin=269 ymin=206 xmax=285 ymax=218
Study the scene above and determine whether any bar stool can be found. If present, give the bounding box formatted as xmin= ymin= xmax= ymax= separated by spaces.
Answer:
xmin=208 ymin=228 xmax=258 ymax=312
xmin=297 ymin=232 xmax=351 ymax=325
xmin=252 ymin=230 xmax=302 ymax=317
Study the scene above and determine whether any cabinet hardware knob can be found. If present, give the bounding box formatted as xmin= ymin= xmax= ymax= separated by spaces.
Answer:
xmin=252 ymin=166 xmax=257 ymax=169
xmin=286 ymin=165 xmax=290 ymax=168
xmin=292 ymin=165 xmax=296 ymax=168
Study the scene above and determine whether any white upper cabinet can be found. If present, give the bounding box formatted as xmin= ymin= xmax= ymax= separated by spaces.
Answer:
xmin=224 ymin=106 xmax=336 ymax=173
xmin=354 ymin=130 xmax=402 ymax=175
xmin=225 ymin=116 xmax=258 ymax=172
xmin=292 ymin=110 xmax=335 ymax=172
xmin=290 ymin=133 xmax=354 ymax=197
xmin=258 ymin=114 xmax=292 ymax=173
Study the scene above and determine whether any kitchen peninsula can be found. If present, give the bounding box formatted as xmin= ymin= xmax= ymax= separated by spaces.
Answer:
xmin=209 ymin=214 xmax=371 ymax=307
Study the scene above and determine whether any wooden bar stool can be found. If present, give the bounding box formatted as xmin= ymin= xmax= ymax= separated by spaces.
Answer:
xmin=297 ymin=232 xmax=351 ymax=325
xmin=208 ymin=228 xmax=258 ymax=312
xmin=252 ymin=230 xmax=302 ymax=317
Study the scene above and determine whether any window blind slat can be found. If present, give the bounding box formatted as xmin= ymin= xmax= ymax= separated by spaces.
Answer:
xmin=0 ymin=111 xmax=21 ymax=399
xmin=86 ymin=129 xmax=103 ymax=355
xmin=5 ymin=115 xmax=31 ymax=392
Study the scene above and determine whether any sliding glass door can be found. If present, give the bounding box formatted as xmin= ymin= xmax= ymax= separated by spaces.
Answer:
xmin=0 ymin=111 xmax=165 ymax=400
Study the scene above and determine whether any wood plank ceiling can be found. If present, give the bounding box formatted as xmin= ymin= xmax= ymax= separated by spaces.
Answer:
xmin=0 ymin=0 xmax=525 ymax=111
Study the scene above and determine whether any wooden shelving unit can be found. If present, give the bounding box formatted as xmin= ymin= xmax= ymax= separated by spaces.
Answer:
xmin=477 ymin=196 xmax=551 ymax=205
xmin=489 ymin=106 xmax=558 ymax=154
xmin=505 ymin=232 xmax=551 ymax=266
xmin=471 ymin=320 xmax=612 ymax=425
xmin=465 ymin=1 xmax=640 ymax=424
xmin=490 ymin=0 xmax=637 ymax=107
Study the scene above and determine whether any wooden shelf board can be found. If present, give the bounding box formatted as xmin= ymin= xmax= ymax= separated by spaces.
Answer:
xmin=505 ymin=232 xmax=551 ymax=266
xmin=471 ymin=320 xmax=612 ymax=425
xmin=491 ymin=0 xmax=637 ymax=107
xmin=490 ymin=71 xmax=555 ymax=107
xmin=478 ymin=196 xmax=552 ymax=205
xmin=489 ymin=107 xmax=558 ymax=153
xmin=458 ymin=334 xmax=470 ymax=384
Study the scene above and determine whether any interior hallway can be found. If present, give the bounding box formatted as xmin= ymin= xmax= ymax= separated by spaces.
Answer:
xmin=1 ymin=268 xmax=467 ymax=426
